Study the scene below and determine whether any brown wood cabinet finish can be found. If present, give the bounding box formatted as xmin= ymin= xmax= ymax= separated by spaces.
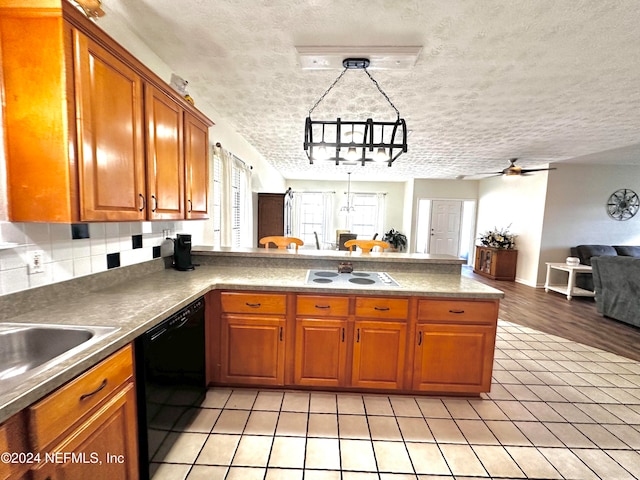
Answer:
xmin=184 ymin=113 xmax=210 ymax=219
xmin=474 ymin=246 xmax=518 ymax=281
xmin=144 ymin=85 xmax=185 ymax=220
xmin=0 ymin=411 xmax=29 ymax=480
xmin=75 ymin=30 xmax=147 ymax=221
xmin=351 ymin=320 xmax=407 ymax=390
xmin=31 ymin=384 xmax=138 ymax=480
xmin=220 ymin=315 xmax=286 ymax=385
xmin=211 ymin=291 xmax=499 ymax=394
xmin=0 ymin=2 xmax=212 ymax=223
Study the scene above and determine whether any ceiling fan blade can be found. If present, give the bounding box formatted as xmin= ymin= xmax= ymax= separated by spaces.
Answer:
xmin=519 ymin=167 xmax=557 ymax=174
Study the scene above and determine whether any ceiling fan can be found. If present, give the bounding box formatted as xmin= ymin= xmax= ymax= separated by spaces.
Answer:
xmin=459 ymin=158 xmax=557 ymax=179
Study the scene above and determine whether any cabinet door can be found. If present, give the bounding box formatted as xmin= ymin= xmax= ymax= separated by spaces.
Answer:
xmin=294 ymin=319 xmax=348 ymax=387
xmin=74 ymin=30 xmax=146 ymax=221
xmin=185 ymin=113 xmax=209 ymax=219
xmin=145 ymin=85 xmax=185 ymax=220
xmin=413 ymin=323 xmax=496 ymax=393
xmin=31 ymin=383 xmax=138 ymax=480
xmin=221 ymin=315 xmax=285 ymax=385
xmin=352 ymin=321 xmax=406 ymax=390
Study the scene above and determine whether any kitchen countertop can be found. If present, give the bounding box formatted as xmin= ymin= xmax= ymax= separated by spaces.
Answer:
xmin=0 ymin=264 xmax=503 ymax=424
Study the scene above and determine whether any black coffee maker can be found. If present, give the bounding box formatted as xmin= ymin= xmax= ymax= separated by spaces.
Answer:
xmin=173 ymin=234 xmax=195 ymax=271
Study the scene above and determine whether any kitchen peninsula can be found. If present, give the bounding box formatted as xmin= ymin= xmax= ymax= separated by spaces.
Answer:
xmin=0 ymin=247 xmax=503 ymax=478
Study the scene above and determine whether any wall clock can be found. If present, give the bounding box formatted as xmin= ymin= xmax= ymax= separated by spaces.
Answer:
xmin=607 ymin=188 xmax=639 ymax=221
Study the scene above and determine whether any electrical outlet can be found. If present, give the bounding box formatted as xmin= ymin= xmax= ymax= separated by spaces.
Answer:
xmin=28 ymin=250 xmax=45 ymax=274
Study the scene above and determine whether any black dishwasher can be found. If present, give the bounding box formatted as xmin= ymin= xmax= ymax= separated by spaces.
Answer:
xmin=134 ymin=296 xmax=206 ymax=480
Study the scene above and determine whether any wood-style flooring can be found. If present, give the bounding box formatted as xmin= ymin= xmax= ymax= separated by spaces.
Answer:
xmin=462 ymin=267 xmax=640 ymax=362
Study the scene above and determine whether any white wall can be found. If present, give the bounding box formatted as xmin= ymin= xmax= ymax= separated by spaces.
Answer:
xmin=538 ymin=163 xmax=640 ymax=284
xmin=476 ymin=173 xmax=549 ymax=286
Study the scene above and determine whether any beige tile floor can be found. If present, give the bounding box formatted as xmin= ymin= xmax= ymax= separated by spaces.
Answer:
xmin=150 ymin=320 xmax=640 ymax=479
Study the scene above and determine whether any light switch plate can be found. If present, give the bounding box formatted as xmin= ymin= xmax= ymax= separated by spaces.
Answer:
xmin=28 ymin=250 xmax=45 ymax=274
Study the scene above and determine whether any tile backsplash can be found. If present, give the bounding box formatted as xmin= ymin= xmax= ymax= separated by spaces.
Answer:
xmin=0 ymin=220 xmax=193 ymax=296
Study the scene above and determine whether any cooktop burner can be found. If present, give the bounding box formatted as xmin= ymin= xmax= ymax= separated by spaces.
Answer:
xmin=305 ymin=270 xmax=400 ymax=287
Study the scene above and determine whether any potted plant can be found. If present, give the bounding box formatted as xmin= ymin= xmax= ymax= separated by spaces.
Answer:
xmin=478 ymin=225 xmax=517 ymax=249
xmin=382 ymin=228 xmax=407 ymax=251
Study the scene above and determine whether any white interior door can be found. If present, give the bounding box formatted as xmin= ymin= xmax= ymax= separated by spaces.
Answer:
xmin=429 ymin=200 xmax=462 ymax=256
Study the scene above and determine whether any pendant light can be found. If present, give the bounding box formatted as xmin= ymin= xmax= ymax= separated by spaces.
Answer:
xmin=340 ymin=172 xmax=355 ymax=213
xmin=304 ymin=58 xmax=407 ymax=167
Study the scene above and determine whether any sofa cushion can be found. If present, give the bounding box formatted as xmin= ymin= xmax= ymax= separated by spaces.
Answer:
xmin=591 ymin=256 xmax=640 ymax=328
xmin=613 ymin=245 xmax=640 ymax=257
xmin=575 ymin=245 xmax=617 ymax=265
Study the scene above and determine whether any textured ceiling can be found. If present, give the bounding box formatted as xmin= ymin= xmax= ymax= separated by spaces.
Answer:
xmin=102 ymin=0 xmax=640 ymax=181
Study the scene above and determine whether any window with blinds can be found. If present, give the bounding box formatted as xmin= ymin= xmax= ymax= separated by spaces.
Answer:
xmin=212 ymin=153 xmax=222 ymax=247
xmin=231 ymin=166 xmax=241 ymax=247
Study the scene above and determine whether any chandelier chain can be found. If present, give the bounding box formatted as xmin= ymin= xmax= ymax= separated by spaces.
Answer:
xmin=308 ymin=66 xmax=400 ymax=120
xmin=308 ymin=67 xmax=349 ymax=117
xmin=363 ymin=67 xmax=400 ymax=119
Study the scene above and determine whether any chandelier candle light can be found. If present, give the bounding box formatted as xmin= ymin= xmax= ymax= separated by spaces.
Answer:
xmin=304 ymin=58 xmax=407 ymax=167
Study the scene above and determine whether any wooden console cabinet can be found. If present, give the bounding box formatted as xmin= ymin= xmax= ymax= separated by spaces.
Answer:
xmin=474 ymin=246 xmax=518 ymax=281
xmin=209 ymin=290 xmax=499 ymax=395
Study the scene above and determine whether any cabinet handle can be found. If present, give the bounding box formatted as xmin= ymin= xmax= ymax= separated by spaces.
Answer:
xmin=79 ymin=378 xmax=108 ymax=401
xmin=245 ymin=302 xmax=261 ymax=308
xmin=151 ymin=195 xmax=157 ymax=212
xmin=374 ymin=306 xmax=390 ymax=311
xmin=449 ymin=309 xmax=465 ymax=314
xmin=418 ymin=331 xmax=423 ymax=346
xmin=342 ymin=327 xmax=345 ymax=342
xmin=356 ymin=328 xmax=360 ymax=343
xmin=279 ymin=326 xmax=283 ymax=341
xmin=138 ymin=193 xmax=145 ymax=211
xmin=315 ymin=304 xmax=330 ymax=309
xmin=188 ymin=199 xmax=193 ymax=212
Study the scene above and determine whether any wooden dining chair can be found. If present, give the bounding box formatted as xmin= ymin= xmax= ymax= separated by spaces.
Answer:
xmin=259 ymin=236 xmax=304 ymax=251
xmin=344 ymin=239 xmax=389 ymax=253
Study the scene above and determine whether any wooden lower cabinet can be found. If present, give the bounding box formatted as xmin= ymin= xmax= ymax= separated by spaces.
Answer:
xmin=352 ymin=321 xmax=406 ymax=390
xmin=294 ymin=319 xmax=348 ymax=387
xmin=31 ymin=384 xmax=138 ymax=480
xmin=413 ymin=323 xmax=495 ymax=393
xmin=212 ymin=291 xmax=499 ymax=395
xmin=220 ymin=315 xmax=286 ymax=385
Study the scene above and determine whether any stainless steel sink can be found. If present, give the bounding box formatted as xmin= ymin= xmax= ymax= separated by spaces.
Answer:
xmin=0 ymin=323 xmax=119 ymax=386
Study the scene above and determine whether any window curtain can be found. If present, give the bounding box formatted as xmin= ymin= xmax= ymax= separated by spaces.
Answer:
xmin=375 ymin=193 xmax=386 ymax=236
xmin=322 ymin=191 xmax=334 ymax=246
xmin=213 ymin=145 xmax=233 ymax=247
xmin=238 ymin=160 xmax=253 ymax=247
xmin=213 ymin=144 xmax=252 ymax=247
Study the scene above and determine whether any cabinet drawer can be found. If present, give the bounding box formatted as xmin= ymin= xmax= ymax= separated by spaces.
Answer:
xmin=417 ymin=299 xmax=497 ymax=324
xmin=355 ymin=297 xmax=408 ymax=320
xmin=297 ymin=295 xmax=349 ymax=317
xmin=29 ymin=345 xmax=134 ymax=450
xmin=221 ymin=292 xmax=287 ymax=314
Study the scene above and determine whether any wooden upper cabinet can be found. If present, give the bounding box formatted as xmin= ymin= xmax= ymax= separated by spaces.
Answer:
xmin=0 ymin=1 xmax=213 ymax=223
xmin=145 ymin=85 xmax=185 ymax=220
xmin=185 ymin=113 xmax=210 ymax=219
xmin=74 ymin=30 xmax=146 ymax=221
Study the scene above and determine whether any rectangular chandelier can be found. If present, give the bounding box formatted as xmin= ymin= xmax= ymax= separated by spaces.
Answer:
xmin=304 ymin=117 xmax=407 ymax=166
xmin=303 ymin=58 xmax=408 ymax=167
